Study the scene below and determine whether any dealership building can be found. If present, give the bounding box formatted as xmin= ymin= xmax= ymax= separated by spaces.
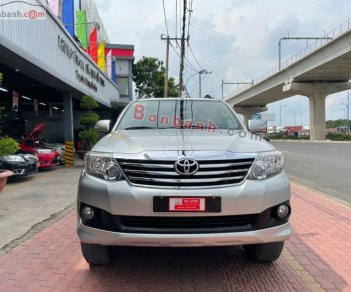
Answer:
xmin=0 ymin=0 xmax=134 ymax=145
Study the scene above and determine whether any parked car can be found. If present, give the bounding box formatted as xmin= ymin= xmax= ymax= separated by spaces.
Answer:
xmin=19 ymin=123 xmax=60 ymax=169
xmin=0 ymin=154 xmax=38 ymax=176
xmin=77 ymin=98 xmax=291 ymax=265
xmin=35 ymin=138 xmax=65 ymax=163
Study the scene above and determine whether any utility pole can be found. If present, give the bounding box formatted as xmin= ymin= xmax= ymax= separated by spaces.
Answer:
xmin=348 ymin=91 xmax=350 ymax=123
xmin=278 ymin=36 xmax=332 ymax=70
xmin=178 ymin=0 xmax=187 ymax=97
xmin=161 ymin=35 xmax=190 ymax=97
xmin=164 ymin=36 xmax=169 ymax=97
xmin=221 ymin=80 xmax=253 ymax=100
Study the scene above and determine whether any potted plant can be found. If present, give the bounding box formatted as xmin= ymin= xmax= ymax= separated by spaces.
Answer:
xmin=0 ymin=136 xmax=18 ymax=192
xmin=77 ymin=96 xmax=100 ymax=160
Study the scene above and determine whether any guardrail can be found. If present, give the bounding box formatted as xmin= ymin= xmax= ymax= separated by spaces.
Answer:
xmin=229 ymin=18 xmax=351 ymax=97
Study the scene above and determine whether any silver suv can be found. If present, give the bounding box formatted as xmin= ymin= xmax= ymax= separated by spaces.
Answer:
xmin=77 ymin=98 xmax=291 ymax=265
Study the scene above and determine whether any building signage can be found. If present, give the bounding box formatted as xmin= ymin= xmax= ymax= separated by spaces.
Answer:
xmin=57 ymin=35 xmax=105 ymax=92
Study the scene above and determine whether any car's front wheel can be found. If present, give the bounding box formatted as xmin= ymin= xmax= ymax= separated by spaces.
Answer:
xmin=80 ymin=243 xmax=112 ymax=265
xmin=243 ymin=241 xmax=284 ymax=262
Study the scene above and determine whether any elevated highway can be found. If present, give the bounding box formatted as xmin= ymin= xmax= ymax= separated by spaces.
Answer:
xmin=227 ymin=20 xmax=351 ymax=140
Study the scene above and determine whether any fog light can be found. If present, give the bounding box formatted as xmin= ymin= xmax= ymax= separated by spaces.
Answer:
xmin=277 ymin=204 xmax=289 ymax=219
xmin=81 ymin=206 xmax=95 ymax=220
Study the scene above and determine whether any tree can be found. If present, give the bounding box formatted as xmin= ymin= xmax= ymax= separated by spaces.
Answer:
xmin=78 ymin=96 xmax=100 ymax=151
xmin=132 ymin=56 xmax=178 ymax=98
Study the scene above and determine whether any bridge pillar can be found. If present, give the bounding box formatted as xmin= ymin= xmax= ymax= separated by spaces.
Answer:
xmin=234 ymin=106 xmax=268 ymax=127
xmin=283 ymin=82 xmax=351 ymax=141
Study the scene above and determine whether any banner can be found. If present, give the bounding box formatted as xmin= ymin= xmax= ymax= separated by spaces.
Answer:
xmin=48 ymin=0 xmax=60 ymax=17
xmin=62 ymin=0 xmax=74 ymax=37
xmin=76 ymin=10 xmax=88 ymax=48
xmin=111 ymin=58 xmax=116 ymax=83
xmin=98 ymin=42 xmax=105 ymax=72
xmin=88 ymin=27 xmax=98 ymax=63
xmin=12 ymin=91 xmax=18 ymax=111
xmin=106 ymin=49 xmax=112 ymax=78
xmin=0 ymin=72 xmax=3 ymax=85
xmin=49 ymin=104 xmax=53 ymax=118
xmin=34 ymin=99 xmax=39 ymax=116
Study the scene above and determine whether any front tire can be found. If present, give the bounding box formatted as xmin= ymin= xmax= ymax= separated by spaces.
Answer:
xmin=81 ymin=243 xmax=112 ymax=265
xmin=243 ymin=241 xmax=284 ymax=262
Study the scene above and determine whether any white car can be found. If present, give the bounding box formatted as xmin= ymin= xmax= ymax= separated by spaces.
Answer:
xmin=77 ymin=98 xmax=291 ymax=265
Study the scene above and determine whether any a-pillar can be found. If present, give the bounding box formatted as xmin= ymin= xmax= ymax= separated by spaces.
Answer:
xmin=234 ymin=106 xmax=268 ymax=127
xmin=63 ymin=93 xmax=74 ymax=166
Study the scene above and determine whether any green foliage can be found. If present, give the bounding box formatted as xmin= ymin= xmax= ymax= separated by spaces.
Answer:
xmin=0 ymin=137 xmax=19 ymax=156
xmin=80 ymin=112 xmax=100 ymax=128
xmin=80 ymin=95 xmax=99 ymax=111
xmin=78 ymin=96 xmax=100 ymax=150
xmin=132 ymin=56 xmax=178 ymax=98
xmin=326 ymin=133 xmax=351 ymax=141
xmin=326 ymin=119 xmax=351 ymax=128
xmin=78 ymin=128 xmax=99 ymax=151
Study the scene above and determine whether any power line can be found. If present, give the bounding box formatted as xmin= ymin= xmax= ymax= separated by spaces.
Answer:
xmin=186 ymin=0 xmax=193 ymax=38
xmin=169 ymin=41 xmax=197 ymax=73
xmin=187 ymin=42 xmax=203 ymax=71
xmin=162 ymin=0 xmax=169 ymax=36
xmin=179 ymin=0 xmax=187 ymax=97
xmin=175 ymin=0 xmax=178 ymax=38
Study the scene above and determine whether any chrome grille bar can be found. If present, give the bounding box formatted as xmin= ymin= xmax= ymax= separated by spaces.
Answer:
xmin=117 ymin=158 xmax=254 ymax=188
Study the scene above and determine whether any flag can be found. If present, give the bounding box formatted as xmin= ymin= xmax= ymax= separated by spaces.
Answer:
xmin=111 ymin=58 xmax=116 ymax=82
xmin=106 ymin=49 xmax=112 ymax=78
xmin=98 ymin=42 xmax=106 ymax=72
xmin=62 ymin=0 xmax=74 ymax=37
xmin=34 ymin=99 xmax=39 ymax=116
xmin=48 ymin=0 xmax=60 ymax=17
xmin=76 ymin=10 xmax=88 ymax=48
xmin=88 ymin=27 xmax=98 ymax=63
xmin=12 ymin=91 xmax=18 ymax=112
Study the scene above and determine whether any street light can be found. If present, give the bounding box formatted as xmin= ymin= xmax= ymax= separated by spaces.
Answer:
xmin=185 ymin=69 xmax=211 ymax=98
xmin=290 ymin=109 xmax=296 ymax=126
xmin=279 ymin=105 xmax=286 ymax=126
xmin=199 ymin=70 xmax=211 ymax=98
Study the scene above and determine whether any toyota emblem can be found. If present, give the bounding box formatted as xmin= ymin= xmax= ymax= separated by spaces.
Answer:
xmin=174 ymin=158 xmax=199 ymax=176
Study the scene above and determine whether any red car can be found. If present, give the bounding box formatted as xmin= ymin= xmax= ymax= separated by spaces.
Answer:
xmin=19 ymin=123 xmax=60 ymax=169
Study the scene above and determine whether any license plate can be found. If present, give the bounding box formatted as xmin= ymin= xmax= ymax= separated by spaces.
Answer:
xmin=169 ymin=197 xmax=205 ymax=212
xmin=153 ymin=196 xmax=221 ymax=212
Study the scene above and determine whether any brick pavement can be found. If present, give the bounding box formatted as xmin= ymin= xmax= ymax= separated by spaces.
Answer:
xmin=0 ymin=183 xmax=350 ymax=291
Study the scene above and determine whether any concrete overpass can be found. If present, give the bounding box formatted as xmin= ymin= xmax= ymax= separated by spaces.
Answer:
xmin=226 ymin=19 xmax=351 ymax=140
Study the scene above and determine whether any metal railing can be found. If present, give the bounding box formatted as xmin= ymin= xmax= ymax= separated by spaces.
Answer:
xmin=230 ymin=19 xmax=351 ymax=98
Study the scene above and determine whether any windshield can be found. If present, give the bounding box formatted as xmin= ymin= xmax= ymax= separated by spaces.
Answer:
xmin=117 ymin=100 xmax=243 ymax=131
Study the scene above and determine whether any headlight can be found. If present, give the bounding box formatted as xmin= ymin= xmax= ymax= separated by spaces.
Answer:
xmin=24 ymin=154 xmax=38 ymax=162
xmin=84 ymin=152 xmax=123 ymax=181
xmin=248 ymin=151 xmax=284 ymax=180
xmin=4 ymin=155 xmax=25 ymax=162
xmin=36 ymin=149 xmax=52 ymax=154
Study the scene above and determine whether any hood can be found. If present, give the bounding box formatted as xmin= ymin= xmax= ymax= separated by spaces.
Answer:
xmin=93 ymin=129 xmax=275 ymax=154
xmin=22 ymin=123 xmax=45 ymax=144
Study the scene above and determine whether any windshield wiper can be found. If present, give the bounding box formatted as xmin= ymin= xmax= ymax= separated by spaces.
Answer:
xmin=123 ymin=126 xmax=155 ymax=130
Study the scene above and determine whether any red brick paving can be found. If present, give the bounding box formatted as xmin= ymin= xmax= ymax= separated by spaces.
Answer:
xmin=0 ymin=183 xmax=350 ymax=291
xmin=287 ymin=184 xmax=351 ymax=292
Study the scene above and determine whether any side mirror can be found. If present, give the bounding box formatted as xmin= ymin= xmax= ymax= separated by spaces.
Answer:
xmin=248 ymin=120 xmax=267 ymax=133
xmin=95 ymin=120 xmax=111 ymax=133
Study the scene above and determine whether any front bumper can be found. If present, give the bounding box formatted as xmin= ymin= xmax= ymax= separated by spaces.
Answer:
xmin=78 ymin=221 xmax=291 ymax=247
xmin=77 ymin=171 xmax=291 ymax=246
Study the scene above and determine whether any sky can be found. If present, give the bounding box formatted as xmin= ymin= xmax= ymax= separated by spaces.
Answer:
xmin=94 ymin=0 xmax=351 ymax=126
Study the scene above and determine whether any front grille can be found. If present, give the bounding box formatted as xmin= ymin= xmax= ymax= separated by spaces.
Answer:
xmin=120 ymin=215 xmax=257 ymax=229
xmin=117 ymin=158 xmax=255 ymax=188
